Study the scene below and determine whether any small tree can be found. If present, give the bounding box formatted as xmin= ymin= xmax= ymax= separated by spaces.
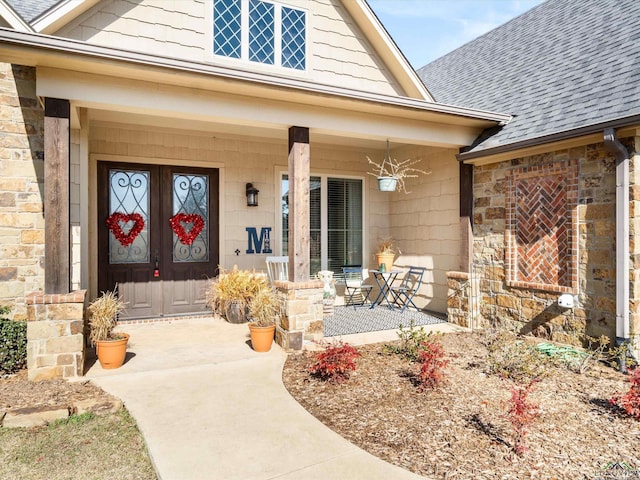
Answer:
xmin=505 ymin=380 xmax=540 ymax=455
xmin=416 ymin=337 xmax=449 ymax=391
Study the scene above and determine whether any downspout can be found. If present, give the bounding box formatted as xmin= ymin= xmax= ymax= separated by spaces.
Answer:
xmin=603 ymin=128 xmax=630 ymax=372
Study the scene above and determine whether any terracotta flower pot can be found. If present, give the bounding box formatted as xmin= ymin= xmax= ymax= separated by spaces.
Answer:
xmin=376 ymin=252 xmax=395 ymax=272
xmin=248 ymin=324 xmax=276 ymax=352
xmin=96 ymin=333 xmax=129 ymax=369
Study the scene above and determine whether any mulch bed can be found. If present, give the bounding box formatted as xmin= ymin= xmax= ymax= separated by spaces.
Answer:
xmin=282 ymin=332 xmax=640 ymax=479
xmin=0 ymin=370 xmax=117 ymax=412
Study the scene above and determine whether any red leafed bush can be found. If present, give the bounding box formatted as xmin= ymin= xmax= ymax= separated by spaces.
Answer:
xmin=416 ymin=338 xmax=449 ymax=391
xmin=610 ymin=368 xmax=640 ymax=420
xmin=309 ymin=340 xmax=360 ymax=384
xmin=505 ymin=380 xmax=540 ymax=455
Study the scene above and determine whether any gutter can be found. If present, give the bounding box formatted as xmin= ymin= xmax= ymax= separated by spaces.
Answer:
xmin=603 ymin=128 xmax=631 ymax=371
xmin=0 ymin=27 xmax=512 ymax=125
xmin=458 ymin=114 xmax=640 ymax=162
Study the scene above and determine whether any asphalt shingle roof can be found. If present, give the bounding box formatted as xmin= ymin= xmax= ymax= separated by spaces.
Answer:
xmin=417 ymin=0 xmax=640 ymax=155
xmin=6 ymin=0 xmax=62 ymax=23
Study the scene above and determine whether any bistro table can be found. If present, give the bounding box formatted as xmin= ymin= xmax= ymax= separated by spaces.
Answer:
xmin=370 ymin=269 xmax=403 ymax=309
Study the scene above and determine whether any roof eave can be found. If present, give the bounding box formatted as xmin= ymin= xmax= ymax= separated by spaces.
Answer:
xmin=458 ymin=114 xmax=640 ymax=164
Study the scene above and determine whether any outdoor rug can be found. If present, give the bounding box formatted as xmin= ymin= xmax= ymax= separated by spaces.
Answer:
xmin=324 ymin=305 xmax=447 ymax=337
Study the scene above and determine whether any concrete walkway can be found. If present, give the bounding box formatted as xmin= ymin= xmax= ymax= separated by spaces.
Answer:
xmin=86 ymin=317 xmax=463 ymax=480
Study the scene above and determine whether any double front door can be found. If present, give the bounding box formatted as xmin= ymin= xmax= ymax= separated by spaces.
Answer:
xmin=98 ymin=162 xmax=219 ymax=319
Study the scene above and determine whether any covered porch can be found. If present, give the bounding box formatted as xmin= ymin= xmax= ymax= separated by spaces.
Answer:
xmin=0 ymin=30 xmax=509 ymax=378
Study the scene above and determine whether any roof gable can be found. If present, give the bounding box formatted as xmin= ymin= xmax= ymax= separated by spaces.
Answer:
xmin=418 ymin=0 xmax=640 ymax=156
xmin=7 ymin=0 xmax=430 ymax=101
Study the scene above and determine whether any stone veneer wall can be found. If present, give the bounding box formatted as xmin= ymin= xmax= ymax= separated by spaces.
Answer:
xmin=274 ymin=280 xmax=324 ymax=350
xmin=468 ymin=139 xmax=638 ymax=349
xmin=0 ymin=64 xmax=45 ymax=319
xmin=447 ymin=271 xmax=476 ymax=328
xmin=25 ymin=290 xmax=86 ymax=380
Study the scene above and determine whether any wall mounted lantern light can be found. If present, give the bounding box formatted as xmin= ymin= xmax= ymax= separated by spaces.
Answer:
xmin=246 ymin=183 xmax=259 ymax=207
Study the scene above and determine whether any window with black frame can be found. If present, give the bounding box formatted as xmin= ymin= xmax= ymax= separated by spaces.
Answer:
xmin=281 ymin=175 xmax=363 ymax=277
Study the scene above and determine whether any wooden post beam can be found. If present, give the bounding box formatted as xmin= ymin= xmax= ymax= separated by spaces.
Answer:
xmin=288 ymin=126 xmax=310 ymax=282
xmin=460 ymin=162 xmax=473 ymax=273
xmin=44 ymin=98 xmax=71 ymax=294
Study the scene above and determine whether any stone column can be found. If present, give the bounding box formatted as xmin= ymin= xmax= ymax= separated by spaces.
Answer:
xmin=26 ymin=290 xmax=86 ymax=380
xmin=274 ymin=279 xmax=324 ymax=350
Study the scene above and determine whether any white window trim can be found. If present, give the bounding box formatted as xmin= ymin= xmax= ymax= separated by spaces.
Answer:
xmin=212 ymin=0 xmax=308 ymax=72
xmin=276 ymin=168 xmax=366 ymax=271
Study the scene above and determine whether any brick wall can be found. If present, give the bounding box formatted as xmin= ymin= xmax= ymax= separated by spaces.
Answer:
xmin=0 ymin=64 xmax=45 ymax=319
xmin=471 ymin=140 xmax=635 ymax=346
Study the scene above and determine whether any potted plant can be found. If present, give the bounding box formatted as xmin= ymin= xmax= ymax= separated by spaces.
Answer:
xmin=367 ymin=141 xmax=430 ymax=194
xmin=206 ymin=266 xmax=268 ymax=323
xmin=375 ymin=238 xmax=396 ymax=272
xmin=88 ymin=290 xmax=128 ymax=369
xmin=247 ymin=286 xmax=283 ymax=352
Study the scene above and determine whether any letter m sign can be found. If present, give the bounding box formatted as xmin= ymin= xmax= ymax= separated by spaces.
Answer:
xmin=246 ymin=227 xmax=273 ymax=254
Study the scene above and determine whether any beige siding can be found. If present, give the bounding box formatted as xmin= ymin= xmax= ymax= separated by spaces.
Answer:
xmin=58 ymin=0 xmax=207 ymax=60
xmin=70 ymin=129 xmax=81 ymax=291
xmin=57 ymin=0 xmax=404 ymax=96
xmin=309 ymin=0 xmax=403 ymax=95
xmin=385 ymin=146 xmax=460 ymax=313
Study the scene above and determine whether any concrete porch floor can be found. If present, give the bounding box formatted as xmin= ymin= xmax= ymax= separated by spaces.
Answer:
xmin=85 ymin=316 xmax=464 ymax=480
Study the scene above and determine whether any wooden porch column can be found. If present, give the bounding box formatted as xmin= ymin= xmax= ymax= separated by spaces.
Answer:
xmin=288 ymin=126 xmax=310 ymax=282
xmin=44 ymin=98 xmax=70 ymax=294
xmin=459 ymin=162 xmax=473 ymax=272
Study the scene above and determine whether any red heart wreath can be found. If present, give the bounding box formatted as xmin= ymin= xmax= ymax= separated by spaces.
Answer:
xmin=106 ymin=212 xmax=145 ymax=247
xmin=169 ymin=213 xmax=204 ymax=246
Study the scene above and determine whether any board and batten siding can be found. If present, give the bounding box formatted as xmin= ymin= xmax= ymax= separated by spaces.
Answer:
xmin=55 ymin=0 xmax=404 ymax=96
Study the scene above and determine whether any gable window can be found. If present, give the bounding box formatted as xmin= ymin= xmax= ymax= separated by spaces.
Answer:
xmin=281 ymin=175 xmax=363 ymax=276
xmin=213 ymin=0 xmax=306 ymax=71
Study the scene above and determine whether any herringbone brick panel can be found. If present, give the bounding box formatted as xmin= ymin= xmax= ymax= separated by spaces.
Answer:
xmin=506 ymin=160 xmax=578 ymax=293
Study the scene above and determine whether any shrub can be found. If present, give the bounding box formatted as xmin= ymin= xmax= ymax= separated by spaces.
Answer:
xmin=384 ymin=319 xmax=429 ymax=361
xmin=505 ymin=380 xmax=540 ymax=456
xmin=0 ymin=308 xmax=27 ymax=374
xmin=88 ymin=290 xmax=127 ymax=345
xmin=309 ymin=340 xmax=360 ymax=384
xmin=481 ymin=330 xmax=549 ymax=383
xmin=416 ymin=337 xmax=449 ymax=391
xmin=248 ymin=286 xmax=283 ymax=327
xmin=206 ymin=267 xmax=268 ymax=318
xmin=610 ymin=368 xmax=640 ymax=420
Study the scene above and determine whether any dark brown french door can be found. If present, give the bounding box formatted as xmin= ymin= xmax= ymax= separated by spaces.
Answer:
xmin=98 ymin=162 xmax=219 ymax=319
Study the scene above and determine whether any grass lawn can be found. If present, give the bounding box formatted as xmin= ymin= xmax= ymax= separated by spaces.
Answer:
xmin=0 ymin=410 xmax=156 ymax=480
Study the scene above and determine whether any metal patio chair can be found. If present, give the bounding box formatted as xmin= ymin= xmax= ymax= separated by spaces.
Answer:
xmin=266 ymin=256 xmax=289 ymax=283
xmin=389 ymin=266 xmax=425 ymax=312
xmin=342 ymin=266 xmax=373 ymax=307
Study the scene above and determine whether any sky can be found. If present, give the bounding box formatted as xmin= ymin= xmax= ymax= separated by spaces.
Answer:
xmin=367 ymin=0 xmax=546 ymax=69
